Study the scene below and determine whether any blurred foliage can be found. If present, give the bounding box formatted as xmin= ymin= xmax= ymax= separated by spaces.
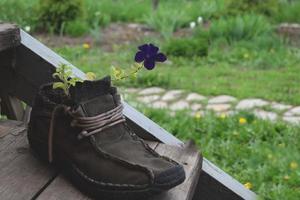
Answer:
xmin=37 ymin=0 xmax=83 ymax=34
xmin=64 ymin=20 xmax=89 ymax=37
xmin=226 ymin=0 xmax=279 ymax=17
xmin=163 ymin=37 xmax=208 ymax=57
xmin=201 ymin=14 xmax=272 ymax=44
xmin=276 ymin=0 xmax=300 ymax=23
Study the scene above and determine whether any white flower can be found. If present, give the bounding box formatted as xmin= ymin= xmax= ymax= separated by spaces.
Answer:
xmin=24 ymin=26 xmax=31 ymax=32
xmin=197 ymin=16 xmax=203 ymax=24
xmin=190 ymin=21 xmax=196 ymax=29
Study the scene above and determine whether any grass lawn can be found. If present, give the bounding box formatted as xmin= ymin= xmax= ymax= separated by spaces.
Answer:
xmin=142 ymin=108 xmax=300 ymax=200
xmin=55 ymin=39 xmax=300 ymax=105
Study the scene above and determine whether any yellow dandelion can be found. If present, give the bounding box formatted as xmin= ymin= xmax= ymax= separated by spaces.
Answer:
xmin=83 ymin=43 xmax=91 ymax=49
xmin=194 ymin=112 xmax=202 ymax=120
xmin=244 ymin=182 xmax=252 ymax=189
xmin=290 ymin=161 xmax=298 ymax=170
xmin=220 ymin=113 xmax=227 ymax=119
xmin=239 ymin=117 xmax=247 ymax=124
xmin=243 ymin=53 xmax=249 ymax=59
xmin=283 ymin=175 xmax=290 ymax=180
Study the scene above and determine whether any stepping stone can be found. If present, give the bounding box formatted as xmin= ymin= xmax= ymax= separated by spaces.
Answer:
xmin=286 ymin=106 xmax=300 ymax=116
xmin=162 ymin=90 xmax=184 ymax=101
xmin=137 ymin=95 xmax=160 ymax=104
xmin=283 ymin=111 xmax=294 ymax=117
xmin=236 ymin=99 xmax=269 ymax=110
xmin=152 ymin=101 xmax=168 ymax=109
xmin=208 ymin=95 xmax=237 ymax=104
xmin=170 ymin=100 xmax=189 ymax=111
xmin=206 ymin=104 xmax=231 ymax=112
xmin=191 ymin=103 xmax=202 ymax=111
xmin=283 ymin=116 xmax=300 ymax=124
xmin=186 ymin=93 xmax=206 ymax=102
xmin=270 ymin=102 xmax=292 ymax=111
xmin=254 ymin=110 xmax=277 ymax=121
xmin=123 ymin=88 xmax=139 ymax=94
xmin=139 ymin=87 xmax=165 ymax=95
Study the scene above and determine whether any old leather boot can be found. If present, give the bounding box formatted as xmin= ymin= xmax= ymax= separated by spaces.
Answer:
xmin=28 ymin=76 xmax=185 ymax=199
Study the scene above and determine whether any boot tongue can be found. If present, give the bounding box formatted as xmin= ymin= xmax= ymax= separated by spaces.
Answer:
xmin=70 ymin=76 xmax=124 ymax=143
xmin=69 ymin=76 xmax=116 ymax=117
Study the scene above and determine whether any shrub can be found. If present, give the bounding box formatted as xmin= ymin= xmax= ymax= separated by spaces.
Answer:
xmin=84 ymin=0 xmax=150 ymax=24
xmin=144 ymin=8 xmax=186 ymax=40
xmin=37 ymin=0 xmax=83 ymax=34
xmin=64 ymin=20 xmax=89 ymax=37
xmin=0 ymin=0 xmax=38 ymax=29
xmin=226 ymin=0 xmax=279 ymax=17
xmin=164 ymin=37 xmax=208 ymax=57
xmin=276 ymin=1 xmax=300 ymax=23
xmin=206 ymin=14 xmax=272 ymax=44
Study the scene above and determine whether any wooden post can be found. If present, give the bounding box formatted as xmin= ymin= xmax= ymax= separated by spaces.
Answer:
xmin=0 ymin=23 xmax=23 ymax=120
xmin=0 ymin=94 xmax=24 ymax=121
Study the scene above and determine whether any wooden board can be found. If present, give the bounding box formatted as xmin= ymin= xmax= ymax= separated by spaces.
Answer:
xmin=0 ymin=120 xmax=57 ymax=200
xmin=37 ymin=141 xmax=202 ymax=200
xmin=0 ymin=120 xmax=202 ymax=200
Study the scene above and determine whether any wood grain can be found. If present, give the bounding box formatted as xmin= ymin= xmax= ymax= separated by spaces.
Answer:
xmin=152 ymin=140 xmax=202 ymax=200
xmin=0 ymin=120 xmax=57 ymax=200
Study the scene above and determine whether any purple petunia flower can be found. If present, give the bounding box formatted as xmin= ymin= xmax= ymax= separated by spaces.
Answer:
xmin=135 ymin=43 xmax=167 ymax=70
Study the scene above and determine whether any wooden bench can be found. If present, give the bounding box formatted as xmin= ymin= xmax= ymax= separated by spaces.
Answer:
xmin=0 ymin=23 xmax=257 ymax=200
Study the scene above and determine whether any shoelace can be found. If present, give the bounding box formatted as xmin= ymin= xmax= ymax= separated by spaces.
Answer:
xmin=48 ymin=104 xmax=125 ymax=163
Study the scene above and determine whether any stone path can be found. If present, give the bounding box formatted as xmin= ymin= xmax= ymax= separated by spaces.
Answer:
xmin=121 ymin=87 xmax=300 ymax=124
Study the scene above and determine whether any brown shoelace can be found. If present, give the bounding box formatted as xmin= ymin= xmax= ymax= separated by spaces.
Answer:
xmin=48 ymin=104 xmax=125 ymax=162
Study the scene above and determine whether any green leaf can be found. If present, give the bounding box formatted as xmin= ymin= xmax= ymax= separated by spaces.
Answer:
xmin=53 ymin=82 xmax=65 ymax=90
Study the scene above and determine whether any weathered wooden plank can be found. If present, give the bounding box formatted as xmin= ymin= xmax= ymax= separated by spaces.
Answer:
xmin=0 ymin=120 xmax=57 ymax=200
xmin=153 ymin=141 xmax=202 ymax=200
xmin=36 ymin=176 xmax=89 ymax=200
xmin=0 ymin=120 xmax=24 ymax=138
xmin=0 ymin=23 xmax=20 ymax=52
xmin=192 ymin=158 xmax=256 ymax=200
xmin=37 ymin=141 xmax=202 ymax=200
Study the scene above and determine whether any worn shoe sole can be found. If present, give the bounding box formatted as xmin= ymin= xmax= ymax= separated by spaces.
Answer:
xmin=28 ymin=137 xmax=185 ymax=200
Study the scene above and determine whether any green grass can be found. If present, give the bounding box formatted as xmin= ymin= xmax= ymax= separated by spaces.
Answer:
xmin=140 ymin=108 xmax=300 ymax=200
xmin=55 ymin=35 xmax=300 ymax=105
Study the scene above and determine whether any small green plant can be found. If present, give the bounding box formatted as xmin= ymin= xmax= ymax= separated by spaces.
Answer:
xmin=205 ymin=14 xmax=272 ymax=44
xmin=64 ymin=20 xmax=89 ymax=37
xmin=163 ymin=38 xmax=208 ymax=57
xmin=52 ymin=64 xmax=83 ymax=96
xmin=144 ymin=7 xmax=186 ymax=39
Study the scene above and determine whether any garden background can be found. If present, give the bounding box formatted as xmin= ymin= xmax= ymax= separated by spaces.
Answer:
xmin=1 ymin=0 xmax=300 ymax=199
